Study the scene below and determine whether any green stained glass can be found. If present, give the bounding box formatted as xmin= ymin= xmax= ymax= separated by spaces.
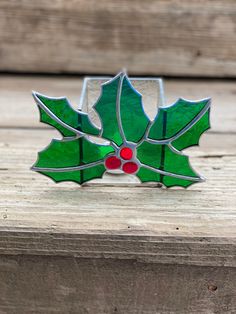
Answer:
xmin=77 ymin=111 xmax=100 ymax=136
xmin=136 ymin=167 xmax=161 ymax=184
xmin=35 ymin=93 xmax=99 ymax=137
xmin=172 ymin=109 xmax=210 ymax=151
xmin=94 ymin=73 xmax=150 ymax=145
xmin=136 ymin=141 xmax=200 ymax=188
xmin=41 ymin=164 xmax=107 ymax=185
xmin=148 ymin=98 xmax=210 ymax=142
xmin=94 ymin=75 xmax=123 ymax=146
xmin=34 ymin=137 xmax=114 ymax=184
xmin=38 ymin=107 xmax=74 ymax=137
xmin=32 ymin=72 xmax=211 ymax=188
xmin=120 ymin=76 xmax=149 ymax=143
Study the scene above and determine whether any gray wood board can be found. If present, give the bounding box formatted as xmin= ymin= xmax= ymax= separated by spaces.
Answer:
xmin=0 ymin=256 xmax=235 ymax=314
xmin=0 ymin=76 xmax=235 ymax=133
xmin=0 ymin=1 xmax=236 ymax=77
xmin=0 ymin=128 xmax=236 ymax=266
xmin=0 ymin=76 xmax=235 ymax=267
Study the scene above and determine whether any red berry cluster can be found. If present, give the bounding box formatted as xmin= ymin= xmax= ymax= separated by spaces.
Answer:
xmin=105 ymin=147 xmax=139 ymax=174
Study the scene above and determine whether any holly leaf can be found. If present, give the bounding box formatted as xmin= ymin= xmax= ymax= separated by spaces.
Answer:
xmin=136 ymin=141 xmax=202 ymax=188
xmin=135 ymin=97 xmax=211 ymax=187
xmin=32 ymin=92 xmax=113 ymax=184
xmin=32 ymin=73 xmax=211 ymax=188
xmin=94 ymin=73 xmax=150 ymax=146
xmin=147 ymin=98 xmax=211 ymax=150
xmin=32 ymin=137 xmax=114 ymax=184
xmin=33 ymin=92 xmax=100 ymax=137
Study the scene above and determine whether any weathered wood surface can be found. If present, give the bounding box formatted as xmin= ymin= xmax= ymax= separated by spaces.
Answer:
xmin=0 ymin=1 xmax=236 ymax=77
xmin=0 ymin=76 xmax=236 ymax=313
xmin=0 ymin=256 xmax=235 ymax=314
xmin=0 ymin=129 xmax=236 ymax=268
xmin=0 ymin=76 xmax=236 ymax=264
xmin=0 ymin=75 xmax=236 ymax=133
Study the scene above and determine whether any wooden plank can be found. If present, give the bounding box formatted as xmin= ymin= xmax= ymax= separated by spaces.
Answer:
xmin=0 ymin=255 xmax=235 ymax=314
xmin=0 ymin=75 xmax=236 ymax=133
xmin=0 ymin=77 xmax=235 ymax=312
xmin=0 ymin=129 xmax=236 ymax=266
xmin=0 ymin=1 xmax=236 ymax=77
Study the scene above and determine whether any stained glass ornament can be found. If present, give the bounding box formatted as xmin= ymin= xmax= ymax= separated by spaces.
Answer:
xmin=31 ymin=71 xmax=211 ymax=188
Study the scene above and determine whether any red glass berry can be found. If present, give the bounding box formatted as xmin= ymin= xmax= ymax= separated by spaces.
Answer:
xmin=105 ymin=156 xmax=121 ymax=170
xmin=120 ymin=147 xmax=133 ymax=160
xmin=122 ymin=162 xmax=138 ymax=174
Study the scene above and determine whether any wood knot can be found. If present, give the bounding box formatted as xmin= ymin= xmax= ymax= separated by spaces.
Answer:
xmin=208 ymin=284 xmax=217 ymax=292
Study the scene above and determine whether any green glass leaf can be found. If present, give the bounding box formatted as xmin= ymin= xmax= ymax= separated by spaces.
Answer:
xmin=148 ymin=98 xmax=211 ymax=149
xmin=172 ymin=109 xmax=210 ymax=151
xmin=136 ymin=141 xmax=202 ymax=188
xmin=94 ymin=73 xmax=150 ymax=146
xmin=34 ymin=92 xmax=100 ymax=137
xmin=120 ymin=76 xmax=150 ymax=143
xmin=32 ymin=137 xmax=114 ymax=184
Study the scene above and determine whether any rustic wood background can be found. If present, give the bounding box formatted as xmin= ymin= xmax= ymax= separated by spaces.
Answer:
xmin=0 ymin=1 xmax=236 ymax=312
xmin=0 ymin=76 xmax=236 ymax=313
xmin=0 ymin=0 xmax=235 ymax=77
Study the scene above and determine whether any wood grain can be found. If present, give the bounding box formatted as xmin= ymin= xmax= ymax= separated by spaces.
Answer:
xmin=0 ymin=76 xmax=235 ymax=313
xmin=0 ymin=76 xmax=235 ymax=266
xmin=0 ymin=1 xmax=235 ymax=77
xmin=0 ymin=128 xmax=236 ymax=266
xmin=0 ymin=256 xmax=235 ymax=314
xmin=0 ymin=75 xmax=236 ymax=133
